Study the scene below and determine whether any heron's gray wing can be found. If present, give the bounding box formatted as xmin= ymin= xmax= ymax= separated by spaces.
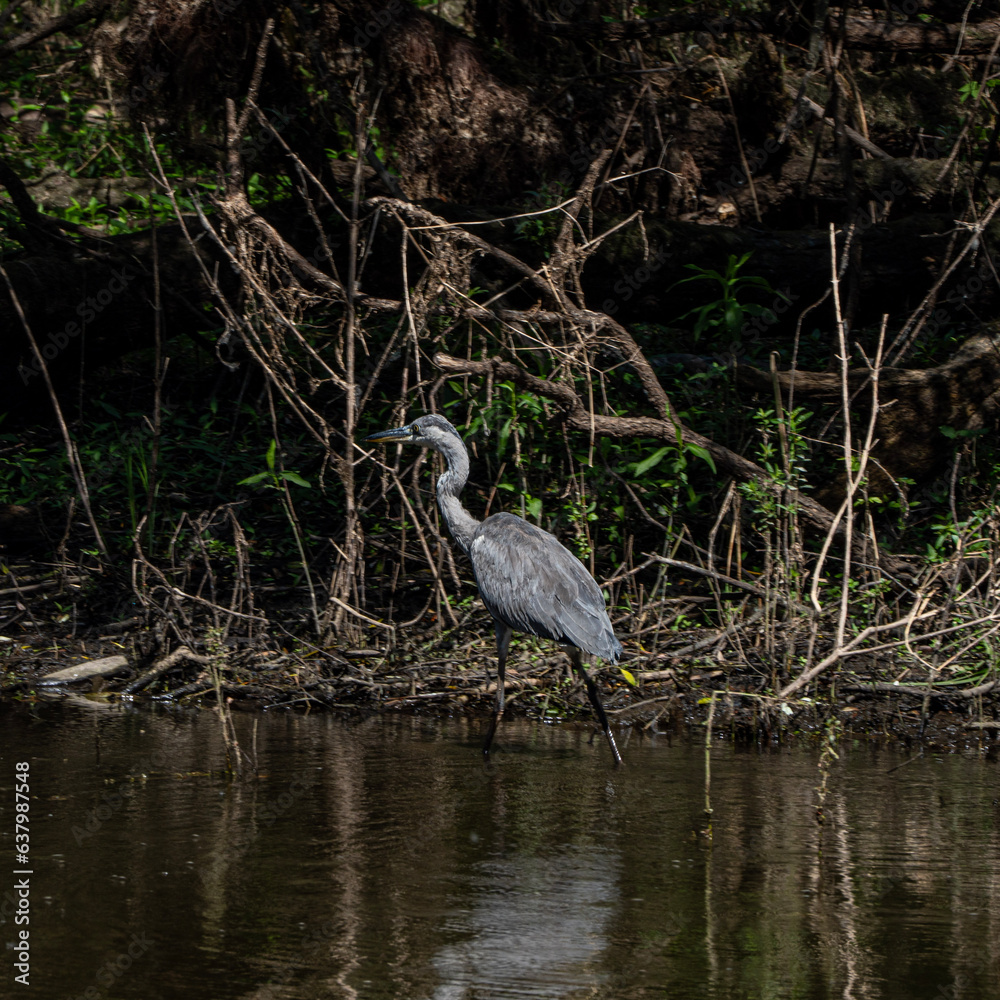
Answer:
xmin=469 ymin=513 xmax=622 ymax=662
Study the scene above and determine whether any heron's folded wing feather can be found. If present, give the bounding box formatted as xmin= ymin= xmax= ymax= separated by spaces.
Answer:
xmin=470 ymin=513 xmax=621 ymax=662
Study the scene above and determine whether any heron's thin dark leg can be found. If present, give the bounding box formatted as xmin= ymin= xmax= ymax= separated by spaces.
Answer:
xmin=483 ymin=622 xmax=512 ymax=757
xmin=569 ymin=648 xmax=623 ymax=765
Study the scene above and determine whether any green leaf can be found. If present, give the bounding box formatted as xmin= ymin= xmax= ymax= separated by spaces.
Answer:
xmin=238 ymin=472 xmax=271 ymax=486
xmin=632 ymin=446 xmax=671 ymax=476
xmin=685 ymin=443 xmax=717 ymax=474
xmin=618 ymin=667 xmax=637 ymax=687
xmin=281 ymin=471 xmax=311 ymax=488
xmin=265 ymin=438 xmax=277 ymax=470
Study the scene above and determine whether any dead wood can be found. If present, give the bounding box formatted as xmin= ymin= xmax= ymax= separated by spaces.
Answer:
xmin=0 ymin=0 xmax=113 ymax=58
xmin=539 ymin=11 xmax=1000 ymax=54
xmin=834 ymin=13 xmax=1000 ymax=54
xmin=122 ymin=645 xmax=213 ymax=695
xmin=731 ymin=330 xmax=1000 ymax=503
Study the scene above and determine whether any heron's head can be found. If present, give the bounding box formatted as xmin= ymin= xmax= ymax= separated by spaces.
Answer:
xmin=365 ymin=414 xmax=464 ymax=452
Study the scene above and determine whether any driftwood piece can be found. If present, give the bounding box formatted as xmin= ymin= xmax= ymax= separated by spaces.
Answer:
xmin=39 ymin=655 xmax=129 ymax=685
xmin=122 ymin=645 xmax=213 ymax=695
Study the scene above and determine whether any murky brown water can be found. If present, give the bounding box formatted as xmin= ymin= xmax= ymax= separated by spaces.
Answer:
xmin=1 ymin=698 xmax=998 ymax=999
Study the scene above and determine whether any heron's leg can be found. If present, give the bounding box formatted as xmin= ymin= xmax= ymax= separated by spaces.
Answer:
xmin=569 ymin=648 xmax=623 ymax=765
xmin=483 ymin=622 xmax=512 ymax=757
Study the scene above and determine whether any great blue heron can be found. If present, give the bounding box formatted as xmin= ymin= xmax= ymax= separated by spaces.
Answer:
xmin=365 ymin=414 xmax=623 ymax=763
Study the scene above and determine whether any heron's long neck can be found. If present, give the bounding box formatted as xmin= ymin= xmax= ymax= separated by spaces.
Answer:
xmin=435 ymin=444 xmax=480 ymax=556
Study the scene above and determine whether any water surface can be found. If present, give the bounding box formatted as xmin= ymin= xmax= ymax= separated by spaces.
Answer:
xmin=1 ymin=699 xmax=997 ymax=999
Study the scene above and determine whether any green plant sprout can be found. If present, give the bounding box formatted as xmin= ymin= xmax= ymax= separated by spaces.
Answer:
xmin=239 ymin=439 xmax=311 ymax=492
xmin=239 ymin=440 xmax=320 ymax=633
xmin=672 ymin=252 xmax=790 ymax=344
xmin=958 ymin=78 xmax=999 ymax=105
